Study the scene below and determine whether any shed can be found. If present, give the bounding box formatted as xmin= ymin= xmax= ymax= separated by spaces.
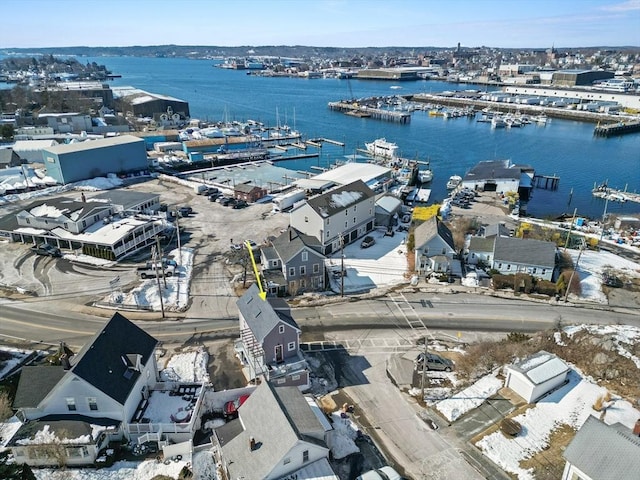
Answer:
xmin=233 ymin=182 xmax=266 ymax=202
xmin=504 ymin=350 xmax=569 ymax=403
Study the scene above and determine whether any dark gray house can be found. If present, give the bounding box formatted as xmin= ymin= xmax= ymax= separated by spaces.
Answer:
xmin=0 ymin=148 xmax=22 ymax=169
xmin=261 ymin=227 xmax=326 ymax=296
xmin=561 ymin=415 xmax=640 ymax=480
xmin=214 ymin=381 xmax=336 ymax=480
xmin=236 ymin=284 xmax=310 ymax=390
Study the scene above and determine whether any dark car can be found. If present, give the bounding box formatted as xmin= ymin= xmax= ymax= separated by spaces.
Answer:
xmin=224 ymin=394 xmax=250 ymax=418
xmin=178 ymin=206 xmax=193 ymax=217
xmin=233 ymin=200 xmax=248 ymax=209
xmin=208 ymin=192 xmax=221 ymax=202
xmin=220 ymin=197 xmax=235 ymax=207
xmin=31 ymin=244 xmax=62 ymax=257
xmin=360 ymin=235 xmax=375 ymax=248
xmin=415 ymin=353 xmax=454 ymax=372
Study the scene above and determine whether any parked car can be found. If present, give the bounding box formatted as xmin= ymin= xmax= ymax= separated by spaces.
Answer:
xmin=414 ymin=353 xmax=454 ymax=372
xmin=360 ymin=235 xmax=375 ymax=248
xmin=233 ymin=200 xmax=248 ymax=209
xmin=230 ymin=243 xmax=243 ymax=251
xmin=178 ymin=206 xmax=193 ymax=217
xmin=137 ymin=263 xmax=175 ymax=279
xmin=356 ymin=466 xmax=403 ymax=480
xmin=31 ymin=243 xmax=62 ymax=257
xmin=384 ymin=227 xmax=395 ymax=237
xmin=220 ymin=197 xmax=234 ymax=207
xmin=208 ymin=193 xmax=221 ymax=202
xmin=244 ymin=240 xmax=258 ymax=249
xmin=224 ymin=394 xmax=250 ymax=418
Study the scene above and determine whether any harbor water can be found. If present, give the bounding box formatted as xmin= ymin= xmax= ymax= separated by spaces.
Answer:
xmin=36 ymin=56 xmax=640 ymax=218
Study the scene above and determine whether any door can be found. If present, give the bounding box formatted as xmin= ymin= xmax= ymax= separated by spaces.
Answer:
xmin=275 ymin=345 xmax=284 ymax=363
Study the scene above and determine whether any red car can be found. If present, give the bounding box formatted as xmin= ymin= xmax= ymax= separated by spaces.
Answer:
xmin=224 ymin=394 xmax=250 ymax=417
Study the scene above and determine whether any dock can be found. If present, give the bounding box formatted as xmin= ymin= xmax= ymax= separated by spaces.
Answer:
xmin=594 ymin=120 xmax=640 ymax=137
xmin=593 ymin=182 xmax=640 ymax=204
xmin=271 ymin=153 xmax=320 ymax=162
xmin=328 ymin=101 xmax=411 ymax=124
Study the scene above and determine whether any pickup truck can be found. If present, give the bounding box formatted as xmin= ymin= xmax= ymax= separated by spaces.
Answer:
xmin=137 ymin=263 xmax=175 ymax=279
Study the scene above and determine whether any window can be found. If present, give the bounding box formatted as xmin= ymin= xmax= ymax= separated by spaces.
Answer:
xmin=288 ymin=342 xmax=296 ymax=351
xmin=303 ymin=450 xmax=309 ymax=462
xmin=300 ymin=266 xmax=306 ymax=275
xmin=301 ymin=251 xmax=308 ymax=261
xmin=354 ymin=205 xmax=357 ymax=211
xmin=304 ymin=216 xmax=308 ymax=223
xmin=277 ymin=378 xmax=286 ymax=384
xmin=327 ymin=218 xmax=330 ymax=225
xmin=498 ymin=263 xmax=503 ymax=269
xmin=353 ymin=217 xmax=356 ymax=224
xmin=533 ymin=267 xmax=537 ymax=274
xmin=345 ymin=209 xmax=348 ymax=216
xmin=292 ymin=374 xmax=300 ymax=380
xmin=66 ymin=398 xmax=76 ymax=411
xmin=442 ymin=248 xmax=446 ymax=254
xmin=88 ymin=397 xmax=98 ymax=411
xmin=507 ymin=264 xmax=511 ymax=270
xmin=279 ymin=325 xmax=285 ymax=334
xmin=313 ymin=263 xmax=320 ymax=274
xmin=369 ymin=208 xmax=372 ymax=215
xmin=284 ymin=457 xmax=291 ymax=465
xmin=300 ymin=279 xmax=306 ymax=288
xmin=94 ymin=215 xmax=99 ymax=222
xmin=25 ymin=218 xmax=30 ymax=224
xmin=271 ymin=260 xmax=278 ymax=268
xmin=326 ymin=230 xmax=330 ymax=238
xmin=542 ymin=269 xmax=546 ymax=275
xmin=82 ymin=220 xmax=86 ymax=228
xmin=289 ymin=267 xmax=295 ymax=277
xmin=345 ymin=221 xmax=348 ymax=228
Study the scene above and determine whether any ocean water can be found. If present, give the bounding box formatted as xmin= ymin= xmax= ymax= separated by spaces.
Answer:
xmin=21 ymin=55 xmax=640 ymax=218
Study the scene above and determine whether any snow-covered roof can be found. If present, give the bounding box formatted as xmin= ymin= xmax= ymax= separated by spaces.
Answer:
xmin=50 ymin=216 xmax=161 ymax=246
xmin=42 ymin=135 xmax=144 ymax=155
xmin=306 ymin=180 xmax=374 ymax=218
xmin=12 ymin=139 xmax=59 ymax=151
xmin=311 ymin=162 xmax=391 ymax=186
xmin=509 ymin=350 xmax=569 ymax=385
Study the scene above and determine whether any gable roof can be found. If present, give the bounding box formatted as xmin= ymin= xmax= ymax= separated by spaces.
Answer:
xmin=218 ymin=381 xmax=327 ymax=480
xmin=413 ymin=216 xmax=455 ymax=251
xmin=493 ymin=236 xmax=556 ymax=268
xmin=70 ymin=313 xmax=158 ymax=405
xmin=0 ymin=148 xmax=21 ymax=166
xmin=271 ymin=227 xmax=324 ymax=263
xmin=563 ymin=415 xmax=640 ymax=480
xmin=18 ymin=197 xmax=110 ymax=223
xmin=375 ymin=195 xmax=402 ymax=215
xmin=468 ymin=236 xmax=495 ymax=253
xmin=237 ymin=284 xmax=300 ymax=343
xmin=508 ymin=350 xmax=569 ymax=385
xmin=482 ymin=223 xmax=511 ymax=238
xmin=306 ymin=179 xmax=374 ymax=218
xmin=13 ymin=366 xmax=67 ymax=409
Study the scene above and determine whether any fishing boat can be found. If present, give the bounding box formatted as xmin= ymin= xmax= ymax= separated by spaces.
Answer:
xmin=365 ymin=138 xmax=399 ymax=159
xmin=418 ymin=166 xmax=433 ymax=184
xmin=446 ymin=175 xmax=462 ymax=190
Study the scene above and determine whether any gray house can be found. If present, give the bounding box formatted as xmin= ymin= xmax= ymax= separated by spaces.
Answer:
xmin=492 ymin=236 xmax=556 ymax=281
xmin=414 ymin=216 xmax=458 ymax=276
xmin=236 ymin=284 xmax=310 ymax=390
xmin=562 ymin=415 xmax=640 ymax=480
xmin=375 ymin=194 xmax=403 ymax=227
xmin=16 ymin=197 xmax=113 ymax=235
xmin=213 ymin=381 xmax=336 ymax=480
xmin=290 ymin=179 xmax=376 ymax=255
xmin=262 ymin=227 xmax=326 ymax=296
xmin=0 ymin=148 xmax=23 ymax=169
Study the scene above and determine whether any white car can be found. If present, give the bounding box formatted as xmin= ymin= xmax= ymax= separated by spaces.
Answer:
xmin=356 ymin=466 xmax=402 ymax=480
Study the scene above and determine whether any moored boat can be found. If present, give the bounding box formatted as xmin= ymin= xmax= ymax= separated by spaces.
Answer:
xmin=365 ymin=138 xmax=399 ymax=159
xmin=418 ymin=168 xmax=433 ymax=184
xmin=446 ymin=175 xmax=462 ymax=190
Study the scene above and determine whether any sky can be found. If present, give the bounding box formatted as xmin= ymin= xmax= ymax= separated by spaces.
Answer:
xmin=1 ymin=0 xmax=639 ymax=49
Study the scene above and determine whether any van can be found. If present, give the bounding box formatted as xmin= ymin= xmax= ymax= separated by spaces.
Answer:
xmin=193 ymin=184 xmax=208 ymax=195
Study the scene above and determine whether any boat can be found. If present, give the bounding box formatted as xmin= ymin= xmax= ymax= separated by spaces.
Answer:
xmin=365 ymin=138 xmax=399 ymax=159
xmin=418 ymin=167 xmax=433 ymax=184
xmin=491 ymin=116 xmax=507 ymax=128
xmin=446 ymin=175 xmax=462 ymax=190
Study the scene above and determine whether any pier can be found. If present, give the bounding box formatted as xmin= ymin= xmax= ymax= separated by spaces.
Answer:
xmin=594 ymin=120 xmax=640 ymax=137
xmin=592 ymin=182 xmax=640 ymax=204
xmin=328 ymin=101 xmax=411 ymax=124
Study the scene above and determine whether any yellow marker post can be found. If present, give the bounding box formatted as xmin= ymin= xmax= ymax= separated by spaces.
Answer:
xmin=245 ymin=240 xmax=266 ymax=301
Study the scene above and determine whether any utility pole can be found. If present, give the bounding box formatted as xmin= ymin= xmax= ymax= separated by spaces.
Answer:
xmin=155 ymin=235 xmax=166 ymax=288
xmin=564 ymin=240 xmax=585 ymax=303
xmin=563 ymin=208 xmax=577 ymax=251
xmin=175 ymin=209 xmax=182 ymax=266
xmin=597 ymin=196 xmax=609 ymax=250
xmin=421 ymin=336 xmax=428 ymax=402
xmin=340 ymin=233 xmax=345 ymax=297
xmin=152 ymin=245 xmax=165 ymax=318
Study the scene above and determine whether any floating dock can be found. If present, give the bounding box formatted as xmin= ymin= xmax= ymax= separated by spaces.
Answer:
xmin=328 ymin=101 xmax=411 ymax=124
xmin=533 ymin=174 xmax=560 ymax=190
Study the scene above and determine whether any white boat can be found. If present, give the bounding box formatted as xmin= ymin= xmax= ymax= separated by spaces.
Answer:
xmin=365 ymin=138 xmax=399 ymax=159
xmin=491 ymin=116 xmax=507 ymax=128
xmin=418 ymin=168 xmax=433 ymax=184
xmin=446 ymin=175 xmax=462 ymax=190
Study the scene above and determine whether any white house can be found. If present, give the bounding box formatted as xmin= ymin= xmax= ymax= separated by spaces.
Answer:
xmin=413 ymin=216 xmax=458 ymax=276
xmin=504 ymin=351 xmax=570 ymax=403
xmin=492 ymin=236 xmax=557 ymax=281
xmin=562 ymin=415 xmax=640 ymax=480
xmin=289 ymin=179 xmax=375 ymax=255
xmin=461 ymin=159 xmax=534 ymax=199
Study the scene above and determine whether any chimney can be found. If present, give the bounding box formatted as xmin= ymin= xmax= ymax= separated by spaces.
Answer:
xmin=633 ymin=419 xmax=640 ymax=436
xmin=249 ymin=436 xmax=256 ymax=451
xmin=60 ymin=353 xmax=71 ymax=370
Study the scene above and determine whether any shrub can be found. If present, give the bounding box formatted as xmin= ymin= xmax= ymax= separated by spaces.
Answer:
xmin=535 ymin=280 xmax=557 ymax=296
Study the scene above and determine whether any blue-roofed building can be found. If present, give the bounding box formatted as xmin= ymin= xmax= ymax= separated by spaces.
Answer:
xmin=41 ymin=135 xmax=148 ymax=184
